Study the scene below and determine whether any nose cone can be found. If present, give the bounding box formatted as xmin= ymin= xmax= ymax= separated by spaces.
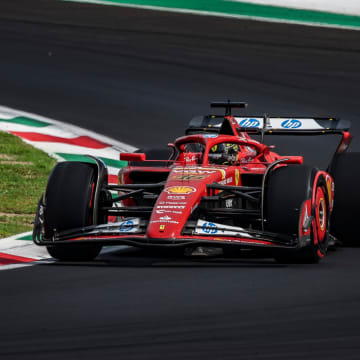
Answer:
xmin=146 ymin=167 xmax=225 ymax=238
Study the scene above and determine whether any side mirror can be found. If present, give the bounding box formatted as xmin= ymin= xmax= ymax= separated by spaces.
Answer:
xmin=281 ymin=156 xmax=303 ymax=165
xmin=120 ymin=153 xmax=146 ymax=161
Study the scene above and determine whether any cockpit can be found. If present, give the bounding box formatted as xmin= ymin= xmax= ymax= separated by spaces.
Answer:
xmin=174 ymin=135 xmax=258 ymax=166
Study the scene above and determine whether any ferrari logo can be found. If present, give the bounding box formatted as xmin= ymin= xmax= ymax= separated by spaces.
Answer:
xmin=159 ymin=225 xmax=165 ymax=232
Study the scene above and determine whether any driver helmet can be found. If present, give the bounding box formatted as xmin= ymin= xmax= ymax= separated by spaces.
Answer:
xmin=209 ymin=143 xmax=239 ymax=165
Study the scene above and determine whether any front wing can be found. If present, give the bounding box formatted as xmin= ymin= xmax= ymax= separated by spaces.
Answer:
xmin=33 ymin=221 xmax=304 ymax=251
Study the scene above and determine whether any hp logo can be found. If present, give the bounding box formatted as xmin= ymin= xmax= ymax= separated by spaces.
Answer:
xmin=239 ymin=118 xmax=260 ymax=128
xmin=281 ymin=119 xmax=302 ymax=129
xmin=120 ymin=220 xmax=134 ymax=232
xmin=202 ymin=222 xmax=218 ymax=234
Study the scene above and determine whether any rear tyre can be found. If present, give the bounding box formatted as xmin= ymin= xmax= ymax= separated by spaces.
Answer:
xmin=44 ymin=162 xmax=102 ymax=261
xmin=265 ymin=165 xmax=329 ymax=263
xmin=330 ymin=152 xmax=360 ymax=245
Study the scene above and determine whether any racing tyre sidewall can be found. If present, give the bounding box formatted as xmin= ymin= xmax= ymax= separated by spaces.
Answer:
xmin=265 ymin=165 xmax=329 ymax=263
xmin=44 ymin=161 xmax=102 ymax=261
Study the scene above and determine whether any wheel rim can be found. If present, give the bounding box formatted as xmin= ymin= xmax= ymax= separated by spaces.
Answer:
xmin=315 ymin=186 xmax=327 ymax=243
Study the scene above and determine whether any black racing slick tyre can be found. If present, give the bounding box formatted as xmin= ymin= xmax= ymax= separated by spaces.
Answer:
xmin=44 ymin=162 xmax=102 ymax=261
xmin=330 ymin=152 xmax=360 ymax=245
xmin=265 ymin=165 xmax=329 ymax=263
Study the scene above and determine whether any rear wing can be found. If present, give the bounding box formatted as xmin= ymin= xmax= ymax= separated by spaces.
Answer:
xmin=185 ymin=101 xmax=352 ymax=157
xmin=186 ymin=115 xmax=351 ymax=136
xmin=234 ymin=117 xmax=351 ymax=135
xmin=186 ymin=101 xmax=351 ymax=135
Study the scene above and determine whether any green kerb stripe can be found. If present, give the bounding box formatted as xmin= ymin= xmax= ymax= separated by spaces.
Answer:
xmin=0 ymin=116 xmax=50 ymax=127
xmin=63 ymin=0 xmax=360 ymax=29
xmin=17 ymin=234 xmax=33 ymax=241
xmin=56 ymin=153 xmax=127 ymax=168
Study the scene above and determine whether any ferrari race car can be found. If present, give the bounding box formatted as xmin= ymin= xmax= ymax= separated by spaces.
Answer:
xmin=33 ymin=101 xmax=359 ymax=263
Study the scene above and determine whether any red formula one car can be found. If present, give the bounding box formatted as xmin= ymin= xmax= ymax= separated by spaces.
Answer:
xmin=33 ymin=102 xmax=359 ymax=263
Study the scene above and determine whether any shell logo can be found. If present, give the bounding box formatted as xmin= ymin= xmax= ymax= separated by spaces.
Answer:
xmin=165 ymin=186 xmax=196 ymax=195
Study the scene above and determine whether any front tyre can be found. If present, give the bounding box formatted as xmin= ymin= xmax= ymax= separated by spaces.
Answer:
xmin=44 ymin=161 xmax=102 ymax=261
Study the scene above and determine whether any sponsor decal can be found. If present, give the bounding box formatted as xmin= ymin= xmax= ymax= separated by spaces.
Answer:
xmin=156 ymin=210 xmax=183 ymax=215
xmin=241 ymin=156 xmax=255 ymax=163
xmin=119 ymin=220 xmax=134 ymax=232
xmin=195 ymin=220 xmax=251 ymax=238
xmin=248 ymin=167 xmax=265 ymax=171
xmin=156 ymin=205 xmax=185 ymax=209
xmin=239 ymin=118 xmax=260 ymax=128
xmin=158 ymin=201 xmax=187 ymax=205
xmin=185 ymin=155 xmax=198 ymax=162
xmin=165 ymin=186 xmax=196 ymax=194
xmin=175 ymin=167 xmax=228 ymax=180
xmin=281 ymin=119 xmax=302 ymax=129
xmin=167 ymin=195 xmax=186 ymax=200
xmin=170 ymin=174 xmax=206 ymax=180
xmin=202 ymin=222 xmax=218 ymax=234
xmin=172 ymin=168 xmax=216 ymax=174
xmin=151 ymin=219 xmax=180 ymax=224
xmin=219 ymin=177 xmax=233 ymax=185
xmin=203 ymin=134 xmax=218 ymax=138
xmin=160 ymin=215 xmax=172 ymax=221
xmin=225 ymin=199 xmax=233 ymax=208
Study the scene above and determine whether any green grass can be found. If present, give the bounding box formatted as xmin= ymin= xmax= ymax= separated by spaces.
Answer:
xmin=0 ymin=215 xmax=35 ymax=236
xmin=0 ymin=132 xmax=56 ymax=238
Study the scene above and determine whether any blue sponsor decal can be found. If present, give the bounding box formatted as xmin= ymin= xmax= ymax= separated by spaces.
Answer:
xmin=120 ymin=220 xmax=134 ymax=232
xmin=202 ymin=222 xmax=218 ymax=234
xmin=239 ymin=118 xmax=260 ymax=128
xmin=203 ymin=134 xmax=218 ymax=138
xmin=281 ymin=119 xmax=302 ymax=129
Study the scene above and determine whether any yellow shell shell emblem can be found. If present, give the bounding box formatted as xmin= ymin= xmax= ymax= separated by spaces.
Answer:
xmin=165 ymin=186 xmax=196 ymax=194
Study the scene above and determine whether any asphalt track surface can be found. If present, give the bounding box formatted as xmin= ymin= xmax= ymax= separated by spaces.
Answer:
xmin=1 ymin=1 xmax=360 ymax=359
